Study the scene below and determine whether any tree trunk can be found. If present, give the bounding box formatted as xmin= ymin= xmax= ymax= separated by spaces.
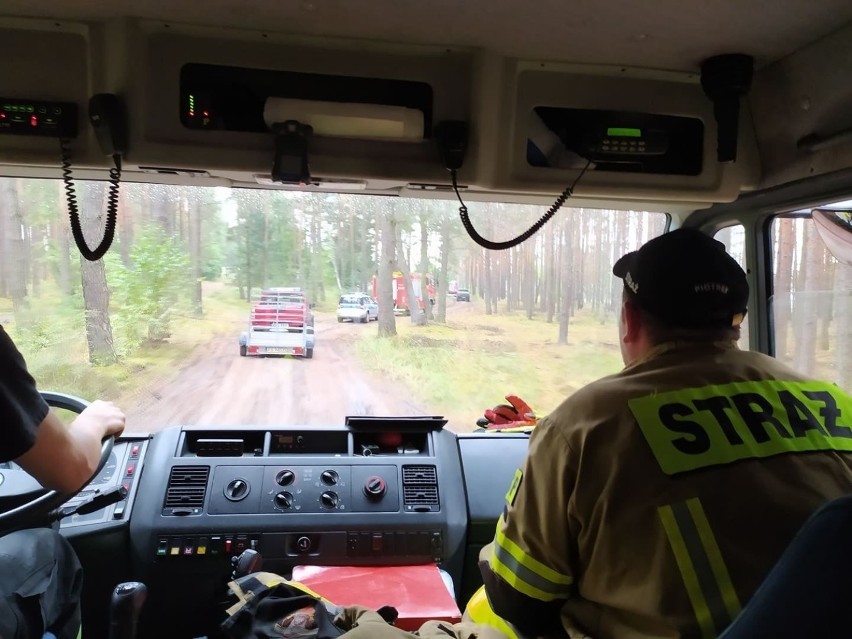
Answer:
xmin=377 ymin=210 xmax=398 ymax=337
xmin=774 ymin=217 xmax=795 ymax=359
xmin=484 ymin=248 xmax=493 ymax=315
xmin=419 ymin=211 xmax=435 ymax=321
xmin=29 ymin=225 xmax=40 ymax=298
xmin=154 ymin=186 xmax=173 ymax=235
xmin=558 ymin=221 xmax=573 ymax=344
xmin=79 ymin=183 xmax=116 ymax=364
xmin=818 ymin=251 xmax=833 ymax=351
xmin=436 ymin=217 xmax=451 ymax=323
xmin=262 ymin=192 xmax=271 ymax=288
xmin=576 ymin=210 xmax=586 ymax=310
xmin=0 ymin=179 xmax=29 ymax=319
xmin=118 ymin=188 xmax=134 ymax=267
xmin=245 ymin=209 xmax=253 ymax=304
xmin=396 ymin=224 xmax=426 ymax=326
xmin=189 ymin=195 xmax=203 ymax=316
xmin=545 ymin=222 xmax=556 ymax=322
xmin=792 ymin=220 xmax=821 ymax=374
xmin=364 ymin=214 xmax=377 ymax=294
xmin=835 ymin=262 xmax=852 ymax=391
xmin=525 ymin=242 xmax=535 ymax=319
xmin=348 ymin=205 xmax=356 ymax=290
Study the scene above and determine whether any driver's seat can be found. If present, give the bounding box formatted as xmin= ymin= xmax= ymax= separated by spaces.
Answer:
xmin=718 ymin=494 xmax=852 ymax=638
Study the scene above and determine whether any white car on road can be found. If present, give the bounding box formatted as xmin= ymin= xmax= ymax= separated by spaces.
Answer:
xmin=337 ymin=293 xmax=379 ymax=323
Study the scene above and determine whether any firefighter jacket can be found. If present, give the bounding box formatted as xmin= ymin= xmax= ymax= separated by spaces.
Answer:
xmin=481 ymin=340 xmax=852 ymax=639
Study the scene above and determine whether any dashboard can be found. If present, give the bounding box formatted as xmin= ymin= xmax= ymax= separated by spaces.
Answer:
xmin=57 ymin=421 xmax=530 ymax=639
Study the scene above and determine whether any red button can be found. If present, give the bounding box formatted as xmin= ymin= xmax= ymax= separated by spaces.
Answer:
xmin=224 ymin=539 xmax=233 ymax=553
xmin=126 ymin=464 xmax=135 ymax=476
xmin=130 ymin=445 xmax=139 ymax=457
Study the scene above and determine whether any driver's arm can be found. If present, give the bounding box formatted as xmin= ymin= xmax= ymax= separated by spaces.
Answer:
xmin=17 ymin=403 xmax=125 ymax=493
xmin=0 ymin=326 xmax=125 ymax=493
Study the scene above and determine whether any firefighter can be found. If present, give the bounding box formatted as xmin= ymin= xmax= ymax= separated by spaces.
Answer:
xmin=477 ymin=228 xmax=852 ymax=639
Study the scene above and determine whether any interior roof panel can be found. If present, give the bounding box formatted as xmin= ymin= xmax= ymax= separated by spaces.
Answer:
xmin=3 ymin=0 xmax=852 ymax=71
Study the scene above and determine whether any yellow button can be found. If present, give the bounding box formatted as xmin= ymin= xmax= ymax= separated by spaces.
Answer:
xmin=196 ymin=546 xmax=207 ymax=555
xmin=170 ymin=547 xmax=180 ymax=556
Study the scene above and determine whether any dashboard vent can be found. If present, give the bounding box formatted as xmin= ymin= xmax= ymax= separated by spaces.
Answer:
xmin=402 ymin=465 xmax=439 ymax=511
xmin=163 ymin=465 xmax=210 ymax=514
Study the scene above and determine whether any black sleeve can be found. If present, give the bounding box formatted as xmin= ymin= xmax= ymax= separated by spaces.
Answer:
xmin=0 ymin=326 xmax=50 ymax=462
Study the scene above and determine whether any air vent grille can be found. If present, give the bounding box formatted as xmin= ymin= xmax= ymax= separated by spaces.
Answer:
xmin=402 ymin=465 xmax=439 ymax=510
xmin=163 ymin=465 xmax=210 ymax=511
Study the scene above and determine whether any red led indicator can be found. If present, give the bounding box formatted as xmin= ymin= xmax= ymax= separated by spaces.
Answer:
xmin=202 ymin=110 xmax=209 ymax=117
xmin=188 ymin=110 xmax=194 ymax=117
xmin=0 ymin=112 xmax=6 ymax=119
xmin=30 ymin=115 xmax=38 ymax=127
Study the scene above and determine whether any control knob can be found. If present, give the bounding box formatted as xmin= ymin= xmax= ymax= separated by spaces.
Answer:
xmin=321 ymin=470 xmax=339 ymax=486
xmin=224 ymin=479 xmax=250 ymax=501
xmin=274 ymin=491 xmax=294 ymax=509
xmin=364 ymin=475 xmax=387 ymax=500
xmin=276 ymin=469 xmax=295 ymax=486
xmin=320 ymin=491 xmax=339 ymax=509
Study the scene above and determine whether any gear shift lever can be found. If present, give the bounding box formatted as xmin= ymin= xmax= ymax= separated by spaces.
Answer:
xmin=109 ymin=581 xmax=147 ymax=639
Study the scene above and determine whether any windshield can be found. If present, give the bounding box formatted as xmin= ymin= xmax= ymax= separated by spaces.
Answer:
xmin=0 ymin=178 xmax=668 ymax=432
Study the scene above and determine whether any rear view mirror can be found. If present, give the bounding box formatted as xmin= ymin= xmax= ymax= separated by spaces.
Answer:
xmin=812 ymin=209 xmax=852 ymax=266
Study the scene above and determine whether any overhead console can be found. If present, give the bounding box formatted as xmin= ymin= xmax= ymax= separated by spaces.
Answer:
xmin=124 ymin=20 xmax=472 ymax=187
xmin=471 ymin=61 xmax=761 ymax=204
xmin=0 ymin=17 xmax=760 ymax=205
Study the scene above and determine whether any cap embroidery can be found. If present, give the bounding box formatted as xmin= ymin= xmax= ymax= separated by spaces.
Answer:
xmin=694 ymin=283 xmax=729 ymax=294
xmin=625 ymin=272 xmax=639 ymax=294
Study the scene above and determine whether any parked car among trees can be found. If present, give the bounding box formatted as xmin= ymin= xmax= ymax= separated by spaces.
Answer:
xmin=337 ymin=293 xmax=379 ymax=323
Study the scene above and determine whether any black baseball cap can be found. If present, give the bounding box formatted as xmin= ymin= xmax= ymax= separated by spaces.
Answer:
xmin=612 ymin=228 xmax=749 ymax=329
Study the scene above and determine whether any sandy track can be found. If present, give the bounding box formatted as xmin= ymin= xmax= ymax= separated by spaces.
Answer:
xmin=123 ymin=312 xmax=430 ymax=433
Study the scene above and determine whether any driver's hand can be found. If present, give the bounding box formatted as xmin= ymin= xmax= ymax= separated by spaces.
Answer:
xmin=72 ymin=400 xmax=126 ymax=439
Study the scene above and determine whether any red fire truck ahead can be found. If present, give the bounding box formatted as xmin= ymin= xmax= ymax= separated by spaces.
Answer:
xmin=371 ymin=272 xmax=435 ymax=315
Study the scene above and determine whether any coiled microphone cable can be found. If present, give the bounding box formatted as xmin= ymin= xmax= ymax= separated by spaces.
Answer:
xmin=60 ymin=137 xmax=120 ymax=261
xmin=451 ymin=159 xmax=592 ymax=251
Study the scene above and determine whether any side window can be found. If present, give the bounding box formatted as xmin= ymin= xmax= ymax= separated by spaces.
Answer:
xmin=771 ymin=215 xmax=852 ymax=391
xmin=714 ymin=224 xmax=750 ymax=350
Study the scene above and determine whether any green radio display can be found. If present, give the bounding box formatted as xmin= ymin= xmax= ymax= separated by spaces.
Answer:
xmin=607 ymin=127 xmax=642 ymax=138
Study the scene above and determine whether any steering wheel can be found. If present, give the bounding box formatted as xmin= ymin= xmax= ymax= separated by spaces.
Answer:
xmin=0 ymin=392 xmax=114 ymax=536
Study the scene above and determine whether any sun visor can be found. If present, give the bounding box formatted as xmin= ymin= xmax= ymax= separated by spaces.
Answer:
xmin=262 ymin=98 xmax=424 ymax=141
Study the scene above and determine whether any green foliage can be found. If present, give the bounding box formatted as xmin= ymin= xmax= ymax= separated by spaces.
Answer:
xmin=108 ymin=224 xmax=191 ymax=352
xmin=10 ymin=293 xmax=85 ymax=352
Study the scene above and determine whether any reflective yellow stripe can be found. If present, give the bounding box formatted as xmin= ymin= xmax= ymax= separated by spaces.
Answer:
xmin=467 ymin=586 xmax=520 ymax=639
xmin=659 ymin=505 xmax=716 ymax=639
xmin=687 ymin=498 xmax=742 ymax=620
xmin=490 ymin=515 xmax=572 ymax=601
xmin=505 ymin=469 xmax=523 ymax=506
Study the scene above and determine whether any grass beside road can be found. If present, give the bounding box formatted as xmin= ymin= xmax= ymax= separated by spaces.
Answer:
xmin=353 ymin=302 xmax=625 ymax=431
xmin=1 ymin=282 xmax=246 ymax=406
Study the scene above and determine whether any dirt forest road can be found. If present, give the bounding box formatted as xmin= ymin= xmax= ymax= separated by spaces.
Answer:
xmin=122 ymin=312 xmax=430 ymax=434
